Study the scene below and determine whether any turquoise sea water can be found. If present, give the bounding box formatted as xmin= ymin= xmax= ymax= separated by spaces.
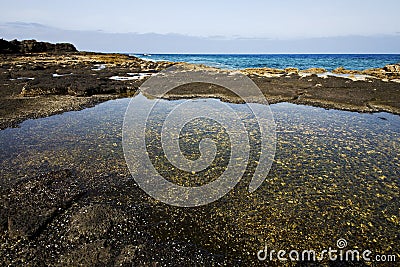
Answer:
xmin=132 ymin=54 xmax=400 ymax=71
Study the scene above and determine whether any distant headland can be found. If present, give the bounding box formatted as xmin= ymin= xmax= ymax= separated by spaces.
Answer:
xmin=0 ymin=38 xmax=77 ymax=54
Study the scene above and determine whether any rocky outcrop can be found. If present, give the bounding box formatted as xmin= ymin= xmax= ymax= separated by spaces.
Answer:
xmin=242 ymin=64 xmax=400 ymax=80
xmin=332 ymin=66 xmax=362 ymax=74
xmin=241 ymin=67 xmax=286 ymax=77
xmin=0 ymin=39 xmax=20 ymax=53
xmin=322 ymin=64 xmax=400 ymax=79
xmin=0 ymin=52 xmax=175 ymax=129
xmin=284 ymin=67 xmax=299 ymax=73
xmin=0 ymin=39 xmax=77 ymax=54
xmin=363 ymin=64 xmax=400 ymax=79
xmin=384 ymin=64 xmax=400 ymax=73
xmin=302 ymin=67 xmax=327 ymax=73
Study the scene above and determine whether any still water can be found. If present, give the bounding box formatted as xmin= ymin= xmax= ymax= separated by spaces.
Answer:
xmin=0 ymin=94 xmax=399 ymax=262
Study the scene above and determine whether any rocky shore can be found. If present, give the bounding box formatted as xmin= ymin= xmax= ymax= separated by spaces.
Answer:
xmin=1 ymin=40 xmax=399 ymax=130
xmin=1 ymin=40 xmax=400 ymax=265
xmin=0 ymin=49 xmax=173 ymax=129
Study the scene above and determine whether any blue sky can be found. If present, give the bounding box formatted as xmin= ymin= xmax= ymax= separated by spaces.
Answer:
xmin=1 ymin=0 xmax=400 ymax=53
xmin=2 ymin=0 xmax=399 ymax=38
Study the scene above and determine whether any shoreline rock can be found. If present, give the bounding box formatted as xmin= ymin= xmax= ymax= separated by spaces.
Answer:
xmin=1 ymin=43 xmax=399 ymax=265
xmin=0 ymin=46 xmax=399 ymax=130
xmin=0 ymin=38 xmax=77 ymax=54
xmin=0 ymin=51 xmax=174 ymax=129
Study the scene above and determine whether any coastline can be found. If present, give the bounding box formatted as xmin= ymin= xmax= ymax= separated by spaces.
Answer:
xmin=1 ymin=45 xmax=399 ymax=265
xmin=0 ymin=52 xmax=173 ymax=129
xmin=1 ymin=51 xmax=400 ymax=129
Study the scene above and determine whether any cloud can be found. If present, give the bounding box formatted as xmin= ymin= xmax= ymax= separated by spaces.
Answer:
xmin=1 ymin=22 xmax=400 ymax=53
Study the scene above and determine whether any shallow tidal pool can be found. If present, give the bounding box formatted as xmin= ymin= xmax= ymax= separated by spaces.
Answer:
xmin=0 ymin=94 xmax=399 ymax=264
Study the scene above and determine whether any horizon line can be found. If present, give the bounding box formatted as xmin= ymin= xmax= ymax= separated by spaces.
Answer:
xmin=122 ymin=52 xmax=400 ymax=55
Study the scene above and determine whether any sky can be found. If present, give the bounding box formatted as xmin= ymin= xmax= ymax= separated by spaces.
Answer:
xmin=2 ymin=0 xmax=399 ymax=38
xmin=1 ymin=0 xmax=400 ymax=53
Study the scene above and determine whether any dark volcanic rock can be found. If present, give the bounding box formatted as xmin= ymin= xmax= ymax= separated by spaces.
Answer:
xmin=0 ymin=52 xmax=175 ymax=129
xmin=0 ymin=169 xmax=86 ymax=239
xmin=0 ymin=39 xmax=77 ymax=54
xmin=56 ymin=240 xmax=112 ymax=266
xmin=67 ymin=204 xmax=125 ymax=241
xmin=54 ymin=43 xmax=78 ymax=53
xmin=1 ymin=51 xmax=399 ymax=131
xmin=0 ymin=39 xmax=19 ymax=53
xmin=20 ymin=73 xmax=141 ymax=97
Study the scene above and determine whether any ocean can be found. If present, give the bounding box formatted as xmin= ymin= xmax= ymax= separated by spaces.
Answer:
xmin=132 ymin=54 xmax=400 ymax=71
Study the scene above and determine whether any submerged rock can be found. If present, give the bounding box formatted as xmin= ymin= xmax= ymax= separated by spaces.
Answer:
xmin=68 ymin=204 xmax=125 ymax=241
xmin=56 ymin=240 xmax=112 ymax=266
xmin=1 ymin=169 xmax=86 ymax=239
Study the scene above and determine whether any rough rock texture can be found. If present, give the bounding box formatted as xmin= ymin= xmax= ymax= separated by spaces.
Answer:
xmin=331 ymin=64 xmax=400 ymax=80
xmin=0 ymin=52 xmax=174 ymax=129
xmin=0 ymin=39 xmax=19 ymax=53
xmin=1 ymin=51 xmax=400 ymax=131
xmin=1 ymin=169 xmax=86 ymax=240
xmin=242 ymin=67 xmax=285 ymax=76
xmin=153 ymin=64 xmax=400 ymax=115
xmin=0 ymin=39 xmax=77 ymax=54
xmin=1 ymin=49 xmax=399 ymax=265
xmin=0 ymin=168 xmax=236 ymax=266
xmin=56 ymin=240 xmax=112 ymax=266
xmin=67 ymin=204 xmax=124 ymax=241
xmin=284 ymin=67 xmax=299 ymax=73
xmin=302 ymin=67 xmax=327 ymax=73
xmin=331 ymin=66 xmax=360 ymax=74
